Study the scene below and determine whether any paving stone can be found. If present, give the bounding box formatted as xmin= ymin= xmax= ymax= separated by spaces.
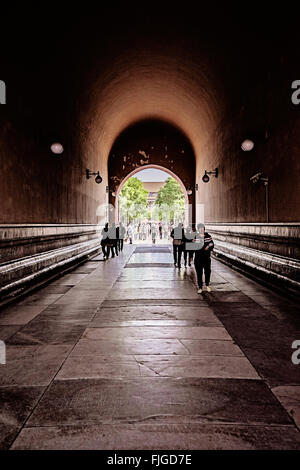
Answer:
xmin=82 ymin=326 xmax=231 ymax=341
xmin=56 ymin=355 xmax=140 ymax=380
xmin=204 ymin=292 xmax=253 ymax=303
xmin=56 ymin=274 xmax=89 ymax=286
xmin=90 ymin=319 xmax=222 ymax=327
xmin=7 ymin=320 xmax=86 ymax=345
xmin=0 ymin=344 xmax=72 ymax=386
xmin=71 ymin=338 xmax=189 ymax=356
xmin=0 ymin=386 xmax=44 ymax=450
xmin=114 ymin=280 xmax=195 ymax=289
xmin=27 ymin=378 xmax=292 ymax=427
xmin=125 ymin=263 xmax=175 ymax=267
xmin=135 ymin=355 xmax=260 ymax=379
xmin=0 ymin=326 xmax=21 ymax=341
xmin=37 ymin=285 xmax=73 ymax=295
xmin=101 ymin=299 xmax=206 ymax=307
xmin=93 ymin=305 xmax=216 ymax=322
xmin=271 ymin=386 xmax=300 ymax=429
xmin=180 ymin=339 xmax=244 ymax=356
xmin=38 ymin=304 xmax=97 ymax=323
xmin=0 ymin=305 xmax=47 ymax=325
xmin=107 ymin=288 xmax=199 ymax=300
xmin=16 ymin=294 xmax=64 ymax=306
xmin=11 ymin=422 xmax=300 ymax=450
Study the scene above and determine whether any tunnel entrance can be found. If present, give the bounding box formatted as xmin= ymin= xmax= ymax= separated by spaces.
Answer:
xmin=107 ymin=119 xmax=196 ymax=227
xmin=115 ymin=166 xmax=188 ymax=245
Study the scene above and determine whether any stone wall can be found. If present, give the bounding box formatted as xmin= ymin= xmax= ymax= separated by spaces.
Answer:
xmin=0 ymin=224 xmax=102 ymax=304
xmin=206 ymin=223 xmax=300 ymax=298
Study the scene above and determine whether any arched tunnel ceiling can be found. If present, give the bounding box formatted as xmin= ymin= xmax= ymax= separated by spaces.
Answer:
xmin=80 ymin=47 xmax=225 ymax=166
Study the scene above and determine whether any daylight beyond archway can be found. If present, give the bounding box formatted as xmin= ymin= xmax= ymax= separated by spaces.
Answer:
xmin=118 ymin=168 xmax=186 ymax=244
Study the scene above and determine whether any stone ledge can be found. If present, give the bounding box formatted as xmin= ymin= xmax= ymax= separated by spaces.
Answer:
xmin=213 ymin=241 xmax=300 ymax=299
xmin=206 ymin=224 xmax=300 ymax=260
xmin=0 ymin=239 xmax=102 ymax=302
xmin=0 ymin=224 xmax=103 ymax=263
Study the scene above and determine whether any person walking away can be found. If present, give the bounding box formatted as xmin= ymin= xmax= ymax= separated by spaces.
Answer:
xmin=110 ymin=223 xmax=118 ymax=256
xmin=151 ymin=223 xmax=157 ymax=244
xmin=118 ymin=222 xmax=126 ymax=251
xmin=107 ymin=223 xmax=116 ymax=258
xmin=194 ymin=223 xmax=214 ymax=293
xmin=127 ymin=224 xmax=133 ymax=244
xmin=159 ymin=222 xmax=163 ymax=240
xmin=171 ymin=223 xmax=185 ymax=268
xmin=184 ymin=224 xmax=196 ymax=267
xmin=101 ymin=222 xmax=109 ymax=260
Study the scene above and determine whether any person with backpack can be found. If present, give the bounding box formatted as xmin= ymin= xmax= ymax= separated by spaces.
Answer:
xmin=194 ymin=223 xmax=214 ymax=293
xmin=184 ymin=224 xmax=196 ymax=267
xmin=170 ymin=223 xmax=185 ymax=268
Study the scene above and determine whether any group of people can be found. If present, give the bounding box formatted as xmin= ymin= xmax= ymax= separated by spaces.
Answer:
xmin=125 ymin=222 xmax=171 ymax=244
xmin=100 ymin=222 xmax=126 ymax=260
xmin=171 ymin=223 xmax=214 ymax=294
xmin=100 ymin=221 xmax=214 ymax=294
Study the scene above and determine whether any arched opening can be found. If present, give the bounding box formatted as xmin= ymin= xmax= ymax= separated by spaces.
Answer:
xmin=107 ymin=119 xmax=196 ymax=226
xmin=115 ymin=165 xmax=190 ymax=229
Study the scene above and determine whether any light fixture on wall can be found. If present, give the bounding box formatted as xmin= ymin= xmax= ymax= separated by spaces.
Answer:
xmin=50 ymin=142 xmax=64 ymax=154
xmin=86 ymin=169 xmax=103 ymax=184
xmin=241 ymin=139 xmax=254 ymax=151
xmin=187 ymin=189 xmax=193 ymax=195
xmin=202 ymin=168 xmax=218 ymax=183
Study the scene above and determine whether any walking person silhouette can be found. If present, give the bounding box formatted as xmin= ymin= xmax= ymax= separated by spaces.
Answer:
xmin=171 ymin=223 xmax=185 ymax=268
xmin=184 ymin=224 xmax=196 ymax=267
xmin=118 ymin=222 xmax=126 ymax=252
xmin=194 ymin=223 xmax=214 ymax=293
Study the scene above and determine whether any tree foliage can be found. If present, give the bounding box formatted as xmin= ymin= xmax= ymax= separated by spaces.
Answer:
xmin=119 ymin=177 xmax=149 ymax=222
xmin=155 ymin=177 xmax=185 ymax=222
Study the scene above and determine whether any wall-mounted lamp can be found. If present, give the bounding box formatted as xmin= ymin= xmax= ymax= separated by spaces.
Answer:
xmin=50 ymin=142 xmax=64 ymax=155
xmin=202 ymin=168 xmax=218 ymax=183
xmin=187 ymin=189 xmax=193 ymax=196
xmin=86 ymin=168 xmax=103 ymax=184
xmin=250 ymin=172 xmax=268 ymax=185
xmin=241 ymin=139 xmax=255 ymax=151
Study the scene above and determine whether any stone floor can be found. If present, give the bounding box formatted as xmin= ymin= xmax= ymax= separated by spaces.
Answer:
xmin=0 ymin=244 xmax=300 ymax=450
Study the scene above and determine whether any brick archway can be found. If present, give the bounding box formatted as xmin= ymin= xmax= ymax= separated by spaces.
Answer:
xmin=114 ymin=164 xmax=190 ymax=224
xmin=107 ymin=119 xmax=196 ymax=225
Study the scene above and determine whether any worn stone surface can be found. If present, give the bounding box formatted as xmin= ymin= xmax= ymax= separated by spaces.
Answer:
xmin=11 ymin=423 xmax=300 ymax=450
xmin=7 ymin=320 xmax=87 ymax=346
xmin=0 ymin=325 xmax=22 ymax=341
xmin=0 ymin=344 xmax=72 ymax=386
xmin=0 ymin=386 xmax=44 ymax=450
xmin=271 ymin=386 xmax=300 ymax=429
xmin=1 ymin=246 xmax=300 ymax=449
xmin=0 ymin=305 xmax=47 ymax=325
xmin=27 ymin=377 xmax=291 ymax=427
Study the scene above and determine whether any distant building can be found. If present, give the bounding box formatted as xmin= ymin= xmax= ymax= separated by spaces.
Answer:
xmin=141 ymin=181 xmax=164 ymax=210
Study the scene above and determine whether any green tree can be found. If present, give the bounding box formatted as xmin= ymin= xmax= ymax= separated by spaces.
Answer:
xmin=155 ymin=177 xmax=185 ymax=222
xmin=119 ymin=177 xmax=149 ymax=222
